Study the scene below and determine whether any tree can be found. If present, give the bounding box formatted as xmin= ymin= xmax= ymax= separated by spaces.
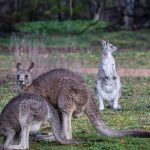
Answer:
xmin=124 ymin=0 xmax=135 ymax=30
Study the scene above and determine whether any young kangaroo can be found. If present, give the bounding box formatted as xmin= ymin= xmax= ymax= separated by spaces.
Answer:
xmin=16 ymin=62 xmax=150 ymax=141
xmin=0 ymin=93 xmax=75 ymax=149
xmin=96 ymin=40 xmax=121 ymax=111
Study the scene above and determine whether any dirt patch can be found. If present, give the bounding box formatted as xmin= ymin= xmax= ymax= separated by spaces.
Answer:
xmin=0 ymin=67 xmax=150 ymax=86
xmin=81 ymin=68 xmax=150 ymax=77
xmin=1 ymin=67 xmax=150 ymax=77
xmin=1 ymin=45 xmax=150 ymax=54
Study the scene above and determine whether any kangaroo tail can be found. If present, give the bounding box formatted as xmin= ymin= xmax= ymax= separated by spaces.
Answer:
xmin=85 ymin=96 xmax=150 ymax=138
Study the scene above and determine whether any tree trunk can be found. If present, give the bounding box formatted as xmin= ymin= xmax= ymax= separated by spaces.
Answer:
xmin=69 ymin=0 xmax=73 ymax=19
xmin=124 ymin=0 xmax=135 ymax=30
xmin=93 ymin=0 xmax=105 ymax=21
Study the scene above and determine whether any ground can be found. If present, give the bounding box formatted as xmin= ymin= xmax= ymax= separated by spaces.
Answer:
xmin=0 ymin=21 xmax=150 ymax=149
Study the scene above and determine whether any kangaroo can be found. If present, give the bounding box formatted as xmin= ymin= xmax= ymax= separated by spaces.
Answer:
xmin=15 ymin=62 xmax=150 ymax=141
xmin=0 ymin=93 xmax=76 ymax=149
xmin=96 ymin=40 xmax=121 ymax=111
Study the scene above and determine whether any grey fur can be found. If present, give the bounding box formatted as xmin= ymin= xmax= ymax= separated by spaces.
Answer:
xmin=0 ymin=93 xmax=74 ymax=149
xmin=96 ymin=40 xmax=121 ymax=110
xmin=15 ymin=63 xmax=150 ymax=141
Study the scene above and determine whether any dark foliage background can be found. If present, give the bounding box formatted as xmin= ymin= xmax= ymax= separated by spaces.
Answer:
xmin=0 ymin=0 xmax=150 ymax=32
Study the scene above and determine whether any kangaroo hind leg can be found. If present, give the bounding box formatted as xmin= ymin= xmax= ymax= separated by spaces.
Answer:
xmin=62 ymin=112 xmax=73 ymax=140
xmin=3 ymin=129 xmax=15 ymax=148
xmin=7 ymin=124 xmax=31 ymax=150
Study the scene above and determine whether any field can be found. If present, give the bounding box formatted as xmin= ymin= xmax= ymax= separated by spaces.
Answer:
xmin=0 ymin=21 xmax=150 ymax=149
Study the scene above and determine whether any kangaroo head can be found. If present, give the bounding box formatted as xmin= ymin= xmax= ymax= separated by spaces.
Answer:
xmin=16 ymin=62 xmax=35 ymax=88
xmin=101 ymin=40 xmax=118 ymax=53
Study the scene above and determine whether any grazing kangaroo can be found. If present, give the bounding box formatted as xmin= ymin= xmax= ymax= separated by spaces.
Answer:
xmin=96 ymin=40 xmax=121 ymax=111
xmin=15 ymin=62 xmax=150 ymax=141
xmin=0 ymin=93 xmax=75 ymax=149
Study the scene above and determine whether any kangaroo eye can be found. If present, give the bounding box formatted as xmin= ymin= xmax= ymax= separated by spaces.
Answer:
xmin=17 ymin=75 xmax=20 ymax=79
xmin=25 ymin=75 xmax=28 ymax=78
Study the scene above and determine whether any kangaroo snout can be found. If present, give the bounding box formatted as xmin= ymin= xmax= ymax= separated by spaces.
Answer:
xmin=18 ymin=80 xmax=24 ymax=85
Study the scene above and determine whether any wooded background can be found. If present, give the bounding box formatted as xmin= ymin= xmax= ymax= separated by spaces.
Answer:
xmin=0 ymin=0 xmax=150 ymax=32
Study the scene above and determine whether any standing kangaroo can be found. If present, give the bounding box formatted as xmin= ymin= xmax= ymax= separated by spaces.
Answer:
xmin=96 ymin=40 xmax=121 ymax=111
xmin=0 ymin=93 xmax=73 ymax=150
xmin=15 ymin=62 xmax=150 ymax=140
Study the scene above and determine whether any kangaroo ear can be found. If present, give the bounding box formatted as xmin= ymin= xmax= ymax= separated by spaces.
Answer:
xmin=16 ymin=62 xmax=22 ymax=70
xmin=28 ymin=62 xmax=35 ymax=72
xmin=101 ymin=40 xmax=106 ymax=47
xmin=106 ymin=40 xmax=109 ymax=45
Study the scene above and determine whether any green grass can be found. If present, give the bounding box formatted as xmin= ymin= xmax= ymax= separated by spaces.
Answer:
xmin=0 ymin=54 xmax=16 ymax=69
xmin=16 ymin=20 xmax=109 ymax=34
xmin=0 ymin=82 xmax=16 ymax=111
xmin=0 ymin=20 xmax=150 ymax=149
xmin=0 ymin=38 xmax=11 ymax=47
xmin=0 ymin=50 xmax=150 ymax=69
xmin=0 ymin=21 xmax=150 ymax=49
xmin=0 ymin=76 xmax=150 ymax=149
xmin=115 ymin=51 xmax=150 ymax=68
xmin=14 ymin=21 xmax=150 ymax=49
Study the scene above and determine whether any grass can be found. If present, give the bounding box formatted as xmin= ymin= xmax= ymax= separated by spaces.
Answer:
xmin=0 ymin=76 xmax=150 ymax=149
xmin=0 ymin=20 xmax=150 ymax=149
xmin=0 ymin=21 xmax=150 ymax=72
xmin=0 ymin=82 xmax=16 ymax=111
xmin=0 ymin=21 xmax=150 ymax=49
xmin=0 ymin=50 xmax=150 ymax=70
xmin=115 ymin=51 xmax=150 ymax=68
xmin=16 ymin=20 xmax=109 ymax=34
xmin=0 ymin=54 xmax=16 ymax=69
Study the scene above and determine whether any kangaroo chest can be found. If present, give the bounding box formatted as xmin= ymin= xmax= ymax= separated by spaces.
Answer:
xmin=101 ymin=56 xmax=115 ymax=75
